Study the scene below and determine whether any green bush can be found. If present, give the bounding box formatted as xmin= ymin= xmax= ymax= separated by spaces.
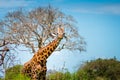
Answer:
xmin=77 ymin=58 xmax=120 ymax=80
xmin=1 ymin=58 xmax=120 ymax=80
xmin=0 ymin=65 xmax=30 ymax=80
xmin=48 ymin=58 xmax=120 ymax=80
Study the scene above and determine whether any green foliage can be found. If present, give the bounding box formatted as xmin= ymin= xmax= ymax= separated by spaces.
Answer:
xmin=77 ymin=58 xmax=120 ymax=80
xmin=47 ymin=58 xmax=120 ymax=80
xmin=47 ymin=71 xmax=76 ymax=80
xmin=1 ymin=58 xmax=120 ymax=80
xmin=0 ymin=65 xmax=30 ymax=80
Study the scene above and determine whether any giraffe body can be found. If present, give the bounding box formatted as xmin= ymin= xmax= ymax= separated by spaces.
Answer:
xmin=22 ymin=27 xmax=64 ymax=80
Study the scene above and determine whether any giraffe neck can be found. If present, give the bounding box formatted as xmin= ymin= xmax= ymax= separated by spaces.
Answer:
xmin=43 ymin=37 xmax=62 ymax=58
xmin=35 ymin=36 xmax=62 ymax=60
xmin=34 ymin=35 xmax=63 ymax=64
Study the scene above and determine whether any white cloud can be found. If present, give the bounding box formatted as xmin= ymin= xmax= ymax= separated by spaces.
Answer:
xmin=0 ymin=0 xmax=34 ymax=8
xmin=71 ymin=4 xmax=120 ymax=15
xmin=101 ymin=5 xmax=120 ymax=14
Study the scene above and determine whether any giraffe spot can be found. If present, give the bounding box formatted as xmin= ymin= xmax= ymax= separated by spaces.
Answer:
xmin=37 ymin=57 xmax=41 ymax=61
xmin=55 ymin=44 xmax=58 ymax=47
xmin=33 ymin=58 xmax=37 ymax=62
xmin=42 ymin=56 xmax=45 ymax=59
xmin=45 ymin=54 xmax=48 ymax=58
xmin=27 ymin=64 xmax=30 ymax=67
xmin=43 ymin=50 xmax=45 ymax=53
xmin=41 ymin=60 xmax=43 ymax=63
xmin=28 ymin=73 xmax=31 ymax=77
xmin=50 ymin=48 xmax=53 ymax=52
xmin=37 ymin=53 xmax=39 ymax=56
xmin=48 ymin=52 xmax=51 ymax=55
xmin=32 ymin=63 xmax=35 ymax=67
xmin=32 ymin=71 xmax=36 ymax=74
xmin=28 ymin=66 xmax=31 ymax=69
xmin=41 ymin=52 xmax=43 ymax=55
xmin=50 ymin=43 xmax=53 ymax=46
xmin=40 ymin=60 xmax=44 ymax=67
xmin=37 ymin=68 xmax=40 ymax=71
xmin=27 ymin=70 xmax=30 ymax=73
xmin=44 ymin=50 xmax=47 ymax=53
xmin=53 ymin=46 xmax=56 ymax=50
xmin=44 ymin=48 xmax=47 ymax=51
xmin=47 ymin=47 xmax=49 ymax=50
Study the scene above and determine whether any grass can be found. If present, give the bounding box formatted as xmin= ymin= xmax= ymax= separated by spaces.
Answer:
xmin=0 ymin=65 xmax=30 ymax=80
xmin=47 ymin=71 xmax=80 ymax=80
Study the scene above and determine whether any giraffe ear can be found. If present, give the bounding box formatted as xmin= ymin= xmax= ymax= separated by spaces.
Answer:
xmin=61 ymin=27 xmax=64 ymax=33
xmin=57 ymin=27 xmax=60 ymax=34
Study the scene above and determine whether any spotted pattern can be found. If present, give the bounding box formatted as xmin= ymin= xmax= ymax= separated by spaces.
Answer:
xmin=22 ymin=27 xmax=64 ymax=80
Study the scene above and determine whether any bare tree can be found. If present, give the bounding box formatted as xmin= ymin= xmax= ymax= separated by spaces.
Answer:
xmin=0 ymin=5 xmax=86 ymax=78
xmin=0 ymin=40 xmax=18 ymax=77
xmin=0 ymin=6 xmax=86 ymax=54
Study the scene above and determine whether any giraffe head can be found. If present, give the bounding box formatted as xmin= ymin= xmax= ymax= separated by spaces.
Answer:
xmin=57 ymin=27 xmax=64 ymax=39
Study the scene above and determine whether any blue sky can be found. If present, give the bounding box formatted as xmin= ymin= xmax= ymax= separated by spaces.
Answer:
xmin=0 ymin=0 xmax=120 ymax=72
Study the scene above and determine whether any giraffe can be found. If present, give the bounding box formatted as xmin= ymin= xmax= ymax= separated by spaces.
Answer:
xmin=22 ymin=27 xmax=64 ymax=80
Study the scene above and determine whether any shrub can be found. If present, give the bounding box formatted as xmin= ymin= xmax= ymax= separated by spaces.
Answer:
xmin=1 ymin=65 xmax=30 ymax=80
xmin=77 ymin=58 xmax=120 ymax=80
